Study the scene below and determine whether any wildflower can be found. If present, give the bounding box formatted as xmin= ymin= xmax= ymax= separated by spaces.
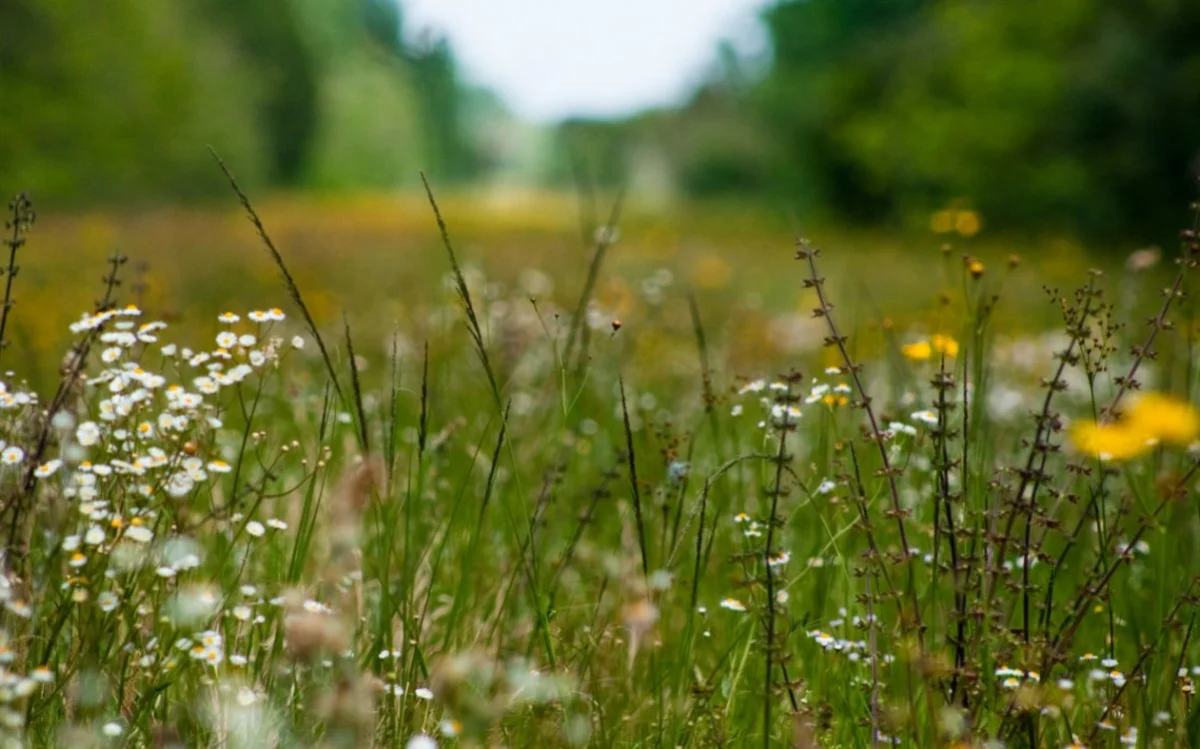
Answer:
xmin=238 ymin=334 xmax=256 ymax=347
xmin=125 ymin=525 xmax=153 ymax=543
xmin=5 ymin=600 xmax=31 ymax=618
xmin=245 ymin=521 xmax=265 ymax=537
xmin=1 ymin=446 xmax=23 ymax=465
xmin=816 ymin=479 xmax=837 ymax=494
xmin=930 ymin=334 xmax=959 ymax=357
xmin=956 ymin=211 xmax=981 ymax=237
xmin=414 ymin=687 xmax=434 ymax=700
xmin=30 ymin=666 xmax=54 ymax=683
xmin=98 ymin=592 xmax=119 ymax=612
xmin=1126 ymin=392 xmax=1199 ymax=445
xmin=101 ymin=722 xmax=123 ymax=737
xmin=202 ymin=646 xmax=223 ymax=666
xmin=167 ymin=473 xmax=195 ymax=498
xmin=406 ymin=735 xmax=437 ymax=749
xmin=194 ymin=377 xmax=218 ymax=394
xmin=208 ymin=460 xmax=232 ymax=474
xmin=767 ymin=551 xmax=791 ymax=567
xmin=902 ymin=340 xmax=932 ymax=361
xmin=1070 ymin=422 xmax=1154 ymax=461
xmin=266 ymin=518 xmax=288 ymax=530
xmin=291 ymin=335 xmax=305 ymax=349
xmin=912 ymin=410 xmax=939 ymax=427
xmin=230 ymin=654 xmax=248 ymax=666
xmin=966 ymin=257 xmax=985 ymax=277
xmin=218 ymin=312 xmax=240 ymax=324
xmin=1072 ymin=392 xmax=1198 ymax=460
xmin=68 ymin=553 xmax=87 ymax=568
xmin=738 ymin=379 xmax=766 ymax=394
xmin=733 ymin=513 xmax=750 ymax=523
xmin=770 ymin=403 xmax=801 ymax=423
xmin=248 ymin=310 xmax=269 ymax=323
xmin=76 ymin=421 xmax=101 ymax=446
xmin=720 ymin=598 xmax=747 ymax=612
xmin=776 ymin=590 xmax=789 ymax=604
xmin=215 ymin=331 xmax=237 ymax=349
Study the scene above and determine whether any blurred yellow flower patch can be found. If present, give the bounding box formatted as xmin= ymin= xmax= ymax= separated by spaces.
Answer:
xmin=902 ymin=334 xmax=959 ymax=361
xmin=1070 ymin=392 xmax=1199 ymax=461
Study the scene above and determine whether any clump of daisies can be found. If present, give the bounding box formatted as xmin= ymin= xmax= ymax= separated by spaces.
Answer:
xmin=0 ymin=306 xmax=323 ymax=744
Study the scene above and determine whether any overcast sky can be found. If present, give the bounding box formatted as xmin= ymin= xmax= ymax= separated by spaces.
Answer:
xmin=402 ymin=0 xmax=770 ymax=122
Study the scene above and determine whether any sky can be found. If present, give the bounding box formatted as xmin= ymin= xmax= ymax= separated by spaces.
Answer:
xmin=402 ymin=0 xmax=770 ymax=122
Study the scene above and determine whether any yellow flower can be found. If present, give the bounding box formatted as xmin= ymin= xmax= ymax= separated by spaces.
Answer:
xmin=1125 ymin=392 xmax=1199 ymax=446
xmin=1071 ymin=392 xmax=1198 ymax=461
xmin=903 ymin=335 xmax=957 ymax=361
xmin=955 ymin=210 xmax=981 ymax=237
xmin=902 ymin=340 xmax=932 ymax=360
xmin=931 ymin=334 xmax=959 ymax=358
xmin=1070 ymin=421 xmax=1153 ymax=462
xmin=822 ymin=393 xmax=849 ymax=407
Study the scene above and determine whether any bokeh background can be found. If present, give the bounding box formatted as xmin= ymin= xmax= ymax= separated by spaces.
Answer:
xmin=6 ymin=0 xmax=1200 ymax=238
xmin=2 ymin=0 xmax=1200 ymax=380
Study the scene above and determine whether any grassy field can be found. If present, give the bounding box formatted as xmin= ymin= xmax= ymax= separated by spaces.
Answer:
xmin=1 ymin=184 xmax=1199 ymax=748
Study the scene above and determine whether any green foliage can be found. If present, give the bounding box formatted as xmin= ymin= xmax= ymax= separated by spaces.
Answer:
xmin=0 ymin=0 xmax=484 ymax=200
xmin=0 ymin=0 xmax=267 ymax=201
xmin=402 ymin=37 xmax=486 ymax=182
xmin=756 ymin=0 xmax=1200 ymax=240
xmin=302 ymin=51 xmax=426 ymax=190
xmin=197 ymin=0 xmax=319 ymax=185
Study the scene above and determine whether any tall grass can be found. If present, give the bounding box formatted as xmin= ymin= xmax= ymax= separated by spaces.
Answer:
xmin=0 ymin=183 xmax=1198 ymax=749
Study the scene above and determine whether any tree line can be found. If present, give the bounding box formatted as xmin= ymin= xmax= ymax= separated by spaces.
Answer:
xmin=554 ymin=0 xmax=1200 ymax=242
xmin=0 ymin=0 xmax=481 ymax=202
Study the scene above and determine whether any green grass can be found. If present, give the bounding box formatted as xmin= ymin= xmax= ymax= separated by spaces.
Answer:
xmin=0 ymin=184 xmax=1198 ymax=748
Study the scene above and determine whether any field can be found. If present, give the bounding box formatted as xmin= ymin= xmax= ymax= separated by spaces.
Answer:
xmin=1 ymin=183 xmax=1199 ymax=748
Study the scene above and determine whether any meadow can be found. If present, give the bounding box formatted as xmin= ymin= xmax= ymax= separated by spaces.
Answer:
xmin=0 ymin=175 xmax=1198 ymax=749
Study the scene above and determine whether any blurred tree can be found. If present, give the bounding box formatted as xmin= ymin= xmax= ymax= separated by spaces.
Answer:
xmin=0 ymin=0 xmax=486 ymax=199
xmin=755 ymin=0 xmax=1200 ymax=240
xmin=291 ymin=0 xmax=481 ymax=188
xmin=403 ymin=33 xmax=482 ymax=181
xmin=756 ymin=0 xmax=930 ymax=220
xmin=194 ymin=0 xmax=319 ymax=184
xmin=0 ymin=0 xmax=266 ymax=202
